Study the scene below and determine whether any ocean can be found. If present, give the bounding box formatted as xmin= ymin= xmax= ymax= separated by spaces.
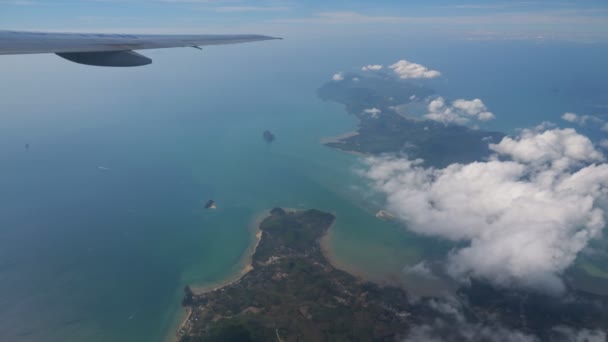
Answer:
xmin=1 ymin=34 xmax=607 ymax=341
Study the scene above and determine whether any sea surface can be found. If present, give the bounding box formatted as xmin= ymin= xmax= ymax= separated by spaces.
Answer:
xmin=1 ymin=35 xmax=607 ymax=341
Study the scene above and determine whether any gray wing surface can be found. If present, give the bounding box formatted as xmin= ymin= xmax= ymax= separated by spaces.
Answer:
xmin=0 ymin=30 xmax=280 ymax=67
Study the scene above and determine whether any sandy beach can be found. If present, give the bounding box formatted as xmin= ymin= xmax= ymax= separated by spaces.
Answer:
xmin=319 ymin=221 xmax=369 ymax=283
xmin=173 ymin=210 xmax=269 ymax=340
xmin=173 ymin=208 xmax=377 ymax=340
xmin=319 ymin=130 xmax=359 ymax=144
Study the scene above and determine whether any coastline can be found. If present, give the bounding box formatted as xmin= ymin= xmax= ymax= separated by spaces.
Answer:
xmin=319 ymin=130 xmax=359 ymax=144
xmin=172 ymin=210 xmax=269 ymax=341
xmin=327 ymin=146 xmax=370 ymax=158
xmin=320 ymin=132 xmax=370 ymax=157
xmin=173 ymin=208 xmax=399 ymax=340
xmin=319 ymin=223 xmax=369 ymax=283
xmin=320 ymin=221 xmax=455 ymax=297
xmin=174 ymin=209 xmax=425 ymax=340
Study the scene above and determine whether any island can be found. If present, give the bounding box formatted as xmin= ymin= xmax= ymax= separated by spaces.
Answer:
xmin=204 ymin=200 xmax=217 ymax=210
xmin=263 ymin=130 xmax=275 ymax=143
xmin=317 ymin=75 xmax=504 ymax=168
xmin=178 ymin=208 xmax=414 ymax=341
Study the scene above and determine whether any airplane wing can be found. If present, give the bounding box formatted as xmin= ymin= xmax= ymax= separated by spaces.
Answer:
xmin=0 ymin=30 xmax=281 ymax=67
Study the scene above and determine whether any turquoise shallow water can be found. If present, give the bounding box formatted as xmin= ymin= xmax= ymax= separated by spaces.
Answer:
xmin=1 ymin=37 xmax=607 ymax=341
xmin=0 ymin=45 xmax=430 ymax=341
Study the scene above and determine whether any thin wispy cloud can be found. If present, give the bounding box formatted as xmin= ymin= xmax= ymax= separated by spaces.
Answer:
xmin=439 ymin=2 xmax=534 ymax=10
xmin=156 ymin=0 xmax=216 ymax=2
xmin=0 ymin=0 xmax=39 ymax=5
xmin=273 ymin=8 xmax=608 ymax=41
xmin=214 ymin=6 xmax=290 ymax=13
xmin=2 ymin=1 xmax=607 ymax=42
xmin=278 ymin=9 xmax=608 ymax=26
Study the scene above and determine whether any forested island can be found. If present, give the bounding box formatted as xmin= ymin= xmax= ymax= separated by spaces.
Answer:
xmin=263 ymin=130 xmax=275 ymax=143
xmin=318 ymin=74 xmax=504 ymax=168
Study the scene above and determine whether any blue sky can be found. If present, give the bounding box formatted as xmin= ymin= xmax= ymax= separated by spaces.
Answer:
xmin=1 ymin=0 xmax=608 ymax=42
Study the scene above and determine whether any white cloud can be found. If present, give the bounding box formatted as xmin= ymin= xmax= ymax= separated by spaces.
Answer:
xmin=425 ymin=97 xmax=495 ymax=125
xmin=332 ymin=72 xmax=344 ymax=81
xmin=404 ymin=298 xmax=539 ymax=342
xmin=0 ymin=0 xmax=41 ymax=4
xmin=404 ymin=261 xmax=437 ymax=279
xmin=363 ymin=127 xmax=608 ymax=294
xmin=362 ymin=64 xmax=383 ymax=71
xmin=561 ymin=112 xmax=608 ymax=131
xmin=404 ymin=321 xmax=539 ymax=342
xmin=214 ymin=6 xmax=290 ymax=13
xmin=453 ymin=99 xmax=495 ymax=120
xmin=389 ymin=59 xmax=441 ymax=79
xmin=363 ymin=108 xmax=382 ymax=118
xmin=562 ymin=112 xmax=579 ymax=122
xmin=406 ymin=298 xmax=606 ymax=342
xmin=478 ymin=111 xmax=495 ymax=121
xmin=490 ymin=127 xmax=604 ymax=170
xmin=156 ymin=0 xmax=216 ymax=3
xmin=552 ymin=326 xmax=607 ymax=342
xmin=278 ymin=10 xmax=608 ymax=28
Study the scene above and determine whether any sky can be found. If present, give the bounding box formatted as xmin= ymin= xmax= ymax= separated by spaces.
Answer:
xmin=1 ymin=0 xmax=608 ymax=42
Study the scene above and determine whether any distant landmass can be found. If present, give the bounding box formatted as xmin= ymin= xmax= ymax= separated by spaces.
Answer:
xmin=263 ymin=130 xmax=275 ymax=143
xmin=318 ymin=75 xmax=504 ymax=167
xmin=204 ymin=200 xmax=217 ymax=210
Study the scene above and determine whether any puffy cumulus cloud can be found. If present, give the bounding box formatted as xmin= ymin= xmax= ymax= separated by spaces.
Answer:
xmin=425 ymin=97 xmax=495 ymax=125
xmin=362 ymin=64 xmax=383 ymax=71
xmin=491 ymin=127 xmax=604 ymax=170
xmin=404 ymin=261 xmax=437 ymax=279
xmin=389 ymin=59 xmax=441 ymax=79
xmin=363 ymin=127 xmax=608 ymax=294
xmin=363 ymin=107 xmax=382 ymax=118
xmin=561 ymin=112 xmax=608 ymax=132
xmin=332 ymin=72 xmax=344 ymax=81
xmin=562 ymin=112 xmax=579 ymax=123
xmin=453 ymin=99 xmax=495 ymax=121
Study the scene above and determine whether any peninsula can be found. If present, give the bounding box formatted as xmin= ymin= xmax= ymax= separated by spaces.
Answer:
xmin=318 ymin=75 xmax=504 ymax=168
xmin=178 ymin=208 xmax=608 ymax=341
xmin=178 ymin=208 xmax=413 ymax=341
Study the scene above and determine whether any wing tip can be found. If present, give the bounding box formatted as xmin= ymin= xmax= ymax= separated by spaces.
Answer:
xmin=261 ymin=35 xmax=283 ymax=41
